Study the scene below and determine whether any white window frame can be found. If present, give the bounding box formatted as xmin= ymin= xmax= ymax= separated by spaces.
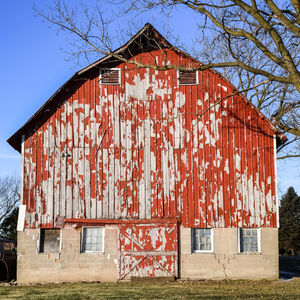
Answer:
xmin=81 ymin=226 xmax=105 ymax=254
xmin=238 ymin=228 xmax=261 ymax=254
xmin=177 ymin=70 xmax=199 ymax=85
xmin=99 ymin=68 xmax=121 ymax=85
xmin=191 ymin=228 xmax=214 ymax=253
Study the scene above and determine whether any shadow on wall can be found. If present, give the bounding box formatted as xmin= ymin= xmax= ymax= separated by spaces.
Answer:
xmin=279 ymin=256 xmax=300 ymax=279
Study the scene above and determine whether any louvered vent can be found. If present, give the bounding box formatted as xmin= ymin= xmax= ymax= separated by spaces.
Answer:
xmin=100 ymin=69 xmax=120 ymax=85
xmin=178 ymin=70 xmax=198 ymax=85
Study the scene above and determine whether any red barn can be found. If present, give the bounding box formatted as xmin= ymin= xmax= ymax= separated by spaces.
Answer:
xmin=8 ymin=24 xmax=284 ymax=283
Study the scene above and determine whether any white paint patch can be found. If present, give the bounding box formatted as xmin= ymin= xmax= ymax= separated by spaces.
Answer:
xmin=134 ymin=69 xmax=150 ymax=100
xmin=217 ymin=83 xmax=228 ymax=92
xmin=198 ymin=121 xmax=204 ymax=132
xmin=176 ymin=91 xmax=186 ymax=108
xmin=17 ymin=204 xmax=26 ymax=231
xmin=216 ymin=149 xmax=221 ymax=160
xmin=204 ymin=125 xmax=211 ymax=145
xmin=214 ymin=103 xmax=220 ymax=112
xmin=218 ymin=186 xmax=224 ymax=210
xmin=235 ymin=154 xmax=241 ymax=172
xmin=204 ymin=92 xmax=209 ymax=102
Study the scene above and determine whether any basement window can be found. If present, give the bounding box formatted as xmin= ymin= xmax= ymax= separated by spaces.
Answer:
xmin=100 ymin=68 xmax=121 ymax=85
xmin=191 ymin=228 xmax=213 ymax=253
xmin=238 ymin=228 xmax=260 ymax=253
xmin=39 ymin=229 xmax=60 ymax=253
xmin=178 ymin=70 xmax=198 ymax=85
xmin=81 ymin=227 xmax=104 ymax=253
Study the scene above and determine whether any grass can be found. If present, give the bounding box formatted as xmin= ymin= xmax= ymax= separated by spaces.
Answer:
xmin=0 ymin=279 xmax=299 ymax=300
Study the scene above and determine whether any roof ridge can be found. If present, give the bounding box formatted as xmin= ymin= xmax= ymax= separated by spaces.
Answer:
xmin=7 ymin=23 xmax=286 ymax=152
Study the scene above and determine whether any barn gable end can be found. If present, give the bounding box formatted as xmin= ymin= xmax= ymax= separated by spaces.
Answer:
xmin=8 ymin=24 xmax=280 ymax=283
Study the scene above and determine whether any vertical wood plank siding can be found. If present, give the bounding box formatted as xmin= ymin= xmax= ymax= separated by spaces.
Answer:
xmin=22 ymin=49 xmax=278 ymax=228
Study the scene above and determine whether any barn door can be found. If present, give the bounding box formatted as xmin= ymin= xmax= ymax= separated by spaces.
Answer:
xmin=119 ymin=223 xmax=178 ymax=280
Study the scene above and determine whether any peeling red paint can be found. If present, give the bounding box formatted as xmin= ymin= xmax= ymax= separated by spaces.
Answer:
xmin=20 ymin=47 xmax=278 ymax=229
xmin=119 ymin=223 xmax=178 ymax=279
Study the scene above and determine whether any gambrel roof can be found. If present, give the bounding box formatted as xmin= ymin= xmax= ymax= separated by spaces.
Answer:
xmin=7 ymin=23 xmax=286 ymax=152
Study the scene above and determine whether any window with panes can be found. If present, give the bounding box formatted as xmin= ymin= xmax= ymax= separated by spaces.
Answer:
xmin=81 ymin=227 xmax=104 ymax=253
xmin=239 ymin=228 xmax=259 ymax=253
xmin=191 ymin=228 xmax=213 ymax=253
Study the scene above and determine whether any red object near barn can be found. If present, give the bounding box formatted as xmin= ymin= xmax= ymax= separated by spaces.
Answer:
xmin=8 ymin=24 xmax=285 ymax=283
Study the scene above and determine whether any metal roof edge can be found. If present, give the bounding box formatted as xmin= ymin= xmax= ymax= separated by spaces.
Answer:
xmin=7 ymin=23 xmax=170 ymax=152
xmin=7 ymin=72 xmax=79 ymax=152
xmin=7 ymin=22 xmax=286 ymax=152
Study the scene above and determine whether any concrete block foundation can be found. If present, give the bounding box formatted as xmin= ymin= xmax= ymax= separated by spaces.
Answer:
xmin=17 ymin=226 xmax=278 ymax=283
xmin=17 ymin=225 xmax=119 ymax=283
xmin=180 ymin=227 xmax=278 ymax=280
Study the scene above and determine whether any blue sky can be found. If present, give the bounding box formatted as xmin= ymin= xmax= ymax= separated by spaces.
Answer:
xmin=1 ymin=1 xmax=299 ymax=197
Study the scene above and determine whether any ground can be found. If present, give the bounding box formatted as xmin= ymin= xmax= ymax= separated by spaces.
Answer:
xmin=0 ymin=279 xmax=299 ymax=299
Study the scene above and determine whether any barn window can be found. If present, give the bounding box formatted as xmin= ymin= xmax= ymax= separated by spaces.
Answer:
xmin=191 ymin=228 xmax=213 ymax=253
xmin=178 ymin=70 xmax=198 ymax=85
xmin=39 ymin=229 xmax=60 ymax=253
xmin=239 ymin=228 xmax=260 ymax=253
xmin=81 ymin=227 xmax=104 ymax=253
xmin=100 ymin=68 xmax=121 ymax=85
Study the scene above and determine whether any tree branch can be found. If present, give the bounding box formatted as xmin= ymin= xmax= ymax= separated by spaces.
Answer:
xmin=277 ymin=154 xmax=300 ymax=159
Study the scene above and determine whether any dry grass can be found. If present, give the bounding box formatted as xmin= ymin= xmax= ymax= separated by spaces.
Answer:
xmin=0 ymin=279 xmax=299 ymax=300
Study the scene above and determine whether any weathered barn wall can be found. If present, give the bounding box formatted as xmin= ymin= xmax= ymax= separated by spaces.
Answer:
xmin=17 ymin=226 xmax=119 ymax=283
xmin=180 ymin=227 xmax=278 ymax=280
xmin=22 ymin=48 xmax=278 ymax=229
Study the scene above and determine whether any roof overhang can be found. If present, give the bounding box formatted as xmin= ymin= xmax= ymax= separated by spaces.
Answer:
xmin=7 ymin=23 xmax=287 ymax=152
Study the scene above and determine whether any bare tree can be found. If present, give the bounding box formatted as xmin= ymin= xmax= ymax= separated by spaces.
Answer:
xmin=34 ymin=1 xmax=300 ymax=88
xmin=0 ymin=176 xmax=20 ymax=224
xmin=33 ymin=0 xmax=300 ymax=157
xmin=195 ymin=32 xmax=300 ymax=159
xmin=129 ymin=1 xmax=300 ymax=91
